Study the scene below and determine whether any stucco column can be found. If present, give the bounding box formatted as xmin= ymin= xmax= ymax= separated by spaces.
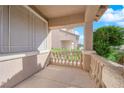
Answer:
xmin=84 ymin=21 xmax=93 ymax=50
xmin=83 ymin=21 xmax=94 ymax=71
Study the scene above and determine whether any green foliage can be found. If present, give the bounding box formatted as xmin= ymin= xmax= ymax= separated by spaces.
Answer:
xmin=51 ymin=48 xmax=81 ymax=62
xmin=51 ymin=48 xmax=80 ymax=52
xmin=106 ymin=48 xmax=122 ymax=62
xmin=93 ymin=26 xmax=124 ymax=62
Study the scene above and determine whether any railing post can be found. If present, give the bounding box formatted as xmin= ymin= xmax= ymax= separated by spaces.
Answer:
xmin=80 ymin=51 xmax=83 ymax=69
xmin=82 ymin=50 xmax=96 ymax=72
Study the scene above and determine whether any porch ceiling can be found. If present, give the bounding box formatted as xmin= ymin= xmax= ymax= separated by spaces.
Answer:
xmin=30 ymin=5 xmax=108 ymax=29
xmin=33 ymin=6 xmax=86 ymax=19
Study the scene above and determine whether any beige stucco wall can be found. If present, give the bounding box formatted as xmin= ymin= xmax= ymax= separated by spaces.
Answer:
xmin=61 ymin=40 xmax=73 ymax=49
xmin=0 ymin=51 xmax=50 ymax=88
xmin=51 ymin=29 xmax=79 ymax=48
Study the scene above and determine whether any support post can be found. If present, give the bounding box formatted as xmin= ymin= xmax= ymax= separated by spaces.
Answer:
xmin=83 ymin=21 xmax=95 ymax=71
xmin=84 ymin=21 xmax=93 ymax=50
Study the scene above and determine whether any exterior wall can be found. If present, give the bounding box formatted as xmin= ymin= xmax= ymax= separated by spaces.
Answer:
xmin=51 ymin=29 xmax=79 ymax=49
xmin=0 ymin=6 xmax=51 ymax=88
xmin=0 ymin=51 xmax=50 ymax=88
xmin=61 ymin=40 xmax=73 ymax=49
xmin=0 ymin=6 xmax=48 ymax=53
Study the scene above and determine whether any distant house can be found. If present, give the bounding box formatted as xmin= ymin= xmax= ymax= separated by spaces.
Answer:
xmin=51 ymin=28 xmax=79 ymax=49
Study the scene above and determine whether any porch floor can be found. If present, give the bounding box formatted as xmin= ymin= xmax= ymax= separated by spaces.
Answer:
xmin=15 ymin=65 xmax=97 ymax=88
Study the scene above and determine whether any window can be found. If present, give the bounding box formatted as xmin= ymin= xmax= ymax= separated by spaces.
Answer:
xmin=0 ymin=6 xmax=48 ymax=53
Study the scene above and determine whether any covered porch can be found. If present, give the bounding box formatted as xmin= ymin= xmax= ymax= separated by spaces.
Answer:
xmin=0 ymin=5 xmax=124 ymax=88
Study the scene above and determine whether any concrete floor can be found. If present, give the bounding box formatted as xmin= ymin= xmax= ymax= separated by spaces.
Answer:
xmin=15 ymin=65 xmax=97 ymax=88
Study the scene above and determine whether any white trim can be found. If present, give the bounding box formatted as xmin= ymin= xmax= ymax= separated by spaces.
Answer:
xmin=0 ymin=50 xmax=50 ymax=62
xmin=23 ymin=5 xmax=48 ymax=24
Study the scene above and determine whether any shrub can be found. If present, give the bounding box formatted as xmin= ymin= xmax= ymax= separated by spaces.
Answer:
xmin=93 ymin=26 xmax=124 ymax=62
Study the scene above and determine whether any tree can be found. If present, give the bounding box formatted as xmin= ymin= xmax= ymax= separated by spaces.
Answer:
xmin=93 ymin=26 xmax=124 ymax=62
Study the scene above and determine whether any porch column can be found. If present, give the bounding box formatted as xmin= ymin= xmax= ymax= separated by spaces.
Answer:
xmin=83 ymin=21 xmax=95 ymax=71
xmin=84 ymin=21 xmax=93 ymax=50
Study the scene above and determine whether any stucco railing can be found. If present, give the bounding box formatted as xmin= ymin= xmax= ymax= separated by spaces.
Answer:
xmin=50 ymin=49 xmax=124 ymax=88
xmin=89 ymin=54 xmax=106 ymax=87
xmin=83 ymin=51 xmax=124 ymax=88
xmin=50 ymin=50 xmax=83 ymax=68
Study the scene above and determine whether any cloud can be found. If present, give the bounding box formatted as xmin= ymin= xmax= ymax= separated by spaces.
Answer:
xmin=74 ymin=30 xmax=80 ymax=35
xmin=116 ymin=21 xmax=124 ymax=26
xmin=100 ymin=8 xmax=124 ymax=22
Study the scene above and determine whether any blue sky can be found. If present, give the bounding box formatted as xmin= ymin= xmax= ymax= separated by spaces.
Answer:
xmin=74 ymin=5 xmax=124 ymax=44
